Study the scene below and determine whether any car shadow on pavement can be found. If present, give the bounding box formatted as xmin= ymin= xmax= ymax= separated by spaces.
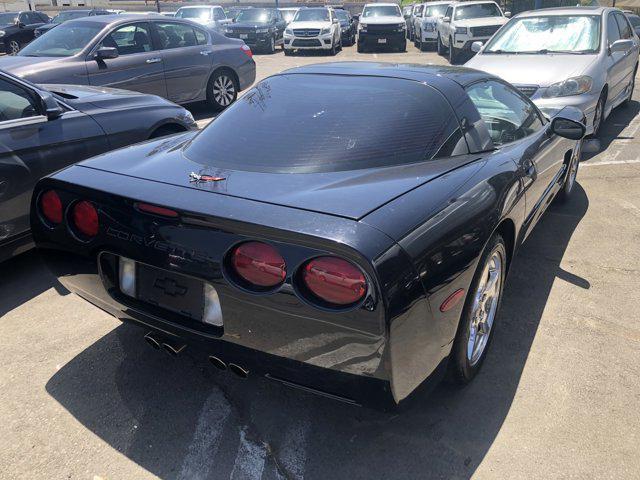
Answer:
xmin=0 ymin=251 xmax=66 ymax=318
xmin=45 ymin=184 xmax=589 ymax=479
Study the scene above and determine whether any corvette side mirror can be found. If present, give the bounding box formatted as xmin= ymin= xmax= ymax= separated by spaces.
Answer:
xmin=551 ymin=117 xmax=585 ymax=140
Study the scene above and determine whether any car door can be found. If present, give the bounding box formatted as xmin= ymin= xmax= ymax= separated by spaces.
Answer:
xmin=613 ymin=12 xmax=639 ymax=101
xmin=274 ymin=10 xmax=286 ymax=43
xmin=606 ymin=12 xmax=626 ymax=105
xmin=465 ymin=80 xmax=568 ymax=236
xmin=14 ymin=12 xmax=35 ymax=45
xmin=0 ymin=75 xmax=108 ymax=246
xmin=441 ymin=6 xmax=453 ymax=44
xmin=85 ymin=22 xmax=168 ymax=98
xmin=152 ymin=22 xmax=212 ymax=104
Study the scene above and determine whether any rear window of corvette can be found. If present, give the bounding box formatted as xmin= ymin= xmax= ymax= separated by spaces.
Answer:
xmin=185 ymin=74 xmax=468 ymax=173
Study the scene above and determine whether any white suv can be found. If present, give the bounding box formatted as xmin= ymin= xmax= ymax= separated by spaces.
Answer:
xmin=357 ymin=3 xmax=406 ymax=53
xmin=284 ymin=7 xmax=342 ymax=55
xmin=414 ymin=1 xmax=455 ymax=51
xmin=436 ymin=1 xmax=508 ymax=63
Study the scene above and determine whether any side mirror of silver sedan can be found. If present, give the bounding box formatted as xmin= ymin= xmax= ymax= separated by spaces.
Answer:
xmin=551 ymin=117 xmax=586 ymax=141
xmin=471 ymin=41 xmax=483 ymax=53
xmin=609 ymin=38 xmax=634 ymax=54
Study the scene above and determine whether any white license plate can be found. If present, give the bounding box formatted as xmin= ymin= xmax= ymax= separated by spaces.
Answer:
xmin=378 ymin=38 xmax=387 ymax=44
xmin=240 ymin=34 xmax=248 ymax=39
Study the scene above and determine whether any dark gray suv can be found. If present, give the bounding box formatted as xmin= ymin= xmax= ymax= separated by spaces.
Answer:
xmin=0 ymin=14 xmax=256 ymax=110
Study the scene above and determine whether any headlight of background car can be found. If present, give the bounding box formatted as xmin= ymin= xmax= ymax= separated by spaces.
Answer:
xmin=455 ymin=27 xmax=467 ymax=34
xmin=396 ymin=23 xmax=406 ymax=32
xmin=285 ymin=28 xmax=293 ymax=35
xmin=543 ymin=76 xmax=593 ymax=98
xmin=256 ymin=28 xmax=269 ymax=34
xmin=358 ymin=23 xmax=367 ymax=32
xmin=320 ymin=27 xmax=331 ymax=35
xmin=0 ymin=31 xmax=5 ymax=37
xmin=224 ymin=28 xmax=233 ymax=34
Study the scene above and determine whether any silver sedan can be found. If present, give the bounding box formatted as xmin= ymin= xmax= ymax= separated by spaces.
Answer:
xmin=0 ymin=14 xmax=256 ymax=110
xmin=466 ymin=6 xmax=639 ymax=136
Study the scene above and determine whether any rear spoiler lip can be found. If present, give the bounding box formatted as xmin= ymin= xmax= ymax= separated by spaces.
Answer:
xmin=34 ymin=165 xmax=397 ymax=267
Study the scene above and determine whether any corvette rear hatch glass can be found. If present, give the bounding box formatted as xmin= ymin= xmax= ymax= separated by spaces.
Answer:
xmin=184 ymin=74 xmax=468 ymax=173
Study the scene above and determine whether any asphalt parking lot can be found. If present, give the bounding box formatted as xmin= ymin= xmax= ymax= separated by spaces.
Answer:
xmin=1 ymin=43 xmax=640 ymax=479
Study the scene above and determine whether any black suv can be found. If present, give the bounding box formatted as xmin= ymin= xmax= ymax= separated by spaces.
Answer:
xmin=0 ymin=11 xmax=50 ymax=55
xmin=224 ymin=7 xmax=287 ymax=53
xmin=34 ymin=9 xmax=110 ymax=38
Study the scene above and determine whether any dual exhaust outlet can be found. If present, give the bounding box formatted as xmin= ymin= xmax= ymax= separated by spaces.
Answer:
xmin=144 ymin=332 xmax=249 ymax=379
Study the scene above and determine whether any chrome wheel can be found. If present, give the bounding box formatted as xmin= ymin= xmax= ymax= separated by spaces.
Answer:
xmin=212 ymin=75 xmax=235 ymax=107
xmin=467 ymin=248 xmax=503 ymax=366
xmin=9 ymin=40 xmax=20 ymax=55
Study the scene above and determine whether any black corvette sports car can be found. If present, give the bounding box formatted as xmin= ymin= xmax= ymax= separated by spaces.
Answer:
xmin=31 ymin=63 xmax=585 ymax=409
xmin=0 ymin=70 xmax=197 ymax=263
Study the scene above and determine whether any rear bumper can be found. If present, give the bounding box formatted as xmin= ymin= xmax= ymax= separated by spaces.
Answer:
xmin=42 ymin=249 xmax=398 ymax=409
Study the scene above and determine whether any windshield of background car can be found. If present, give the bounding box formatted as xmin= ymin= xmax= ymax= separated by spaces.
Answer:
xmin=185 ymin=74 xmax=468 ymax=173
xmin=176 ymin=8 xmax=211 ymax=21
xmin=19 ymin=21 xmax=102 ymax=57
xmin=52 ymin=12 xmax=89 ymax=23
xmin=236 ymin=9 xmax=272 ymax=23
xmin=280 ymin=9 xmax=298 ymax=22
xmin=336 ymin=10 xmax=349 ymax=22
xmin=293 ymin=9 xmax=330 ymax=22
xmin=454 ymin=3 xmax=502 ymax=20
xmin=425 ymin=5 xmax=449 ymax=17
xmin=485 ymin=15 xmax=601 ymax=54
xmin=0 ymin=13 xmax=17 ymax=24
xmin=362 ymin=6 xmax=402 ymax=18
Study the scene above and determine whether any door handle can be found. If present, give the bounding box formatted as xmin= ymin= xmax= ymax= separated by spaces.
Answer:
xmin=200 ymin=50 xmax=213 ymax=56
xmin=146 ymin=58 xmax=161 ymax=64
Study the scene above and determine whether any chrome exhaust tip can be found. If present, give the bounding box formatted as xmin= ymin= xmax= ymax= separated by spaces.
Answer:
xmin=228 ymin=363 xmax=249 ymax=379
xmin=161 ymin=342 xmax=186 ymax=357
xmin=144 ymin=332 xmax=161 ymax=350
xmin=208 ymin=355 xmax=227 ymax=371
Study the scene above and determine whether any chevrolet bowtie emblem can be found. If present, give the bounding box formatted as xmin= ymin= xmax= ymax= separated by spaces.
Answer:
xmin=153 ymin=277 xmax=187 ymax=297
xmin=189 ymin=172 xmax=226 ymax=183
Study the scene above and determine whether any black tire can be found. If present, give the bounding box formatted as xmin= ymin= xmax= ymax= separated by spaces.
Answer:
xmin=415 ymin=31 xmax=421 ymax=50
xmin=556 ymin=145 xmax=580 ymax=204
xmin=357 ymin=42 xmax=364 ymax=53
xmin=399 ymin=40 xmax=406 ymax=52
xmin=448 ymin=37 xmax=457 ymax=64
xmin=591 ymin=91 xmax=606 ymax=138
xmin=284 ymin=48 xmax=292 ymax=56
xmin=437 ymin=34 xmax=445 ymax=55
xmin=267 ymin=35 xmax=275 ymax=54
xmin=206 ymin=69 xmax=238 ymax=111
xmin=448 ymin=233 xmax=507 ymax=384
xmin=149 ymin=125 xmax=187 ymax=140
xmin=330 ymin=40 xmax=337 ymax=56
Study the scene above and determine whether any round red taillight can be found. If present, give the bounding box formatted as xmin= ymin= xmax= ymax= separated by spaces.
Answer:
xmin=231 ymin=241 xmax=286 ymax=288
xmin=301 ymin=257 xmax=367 ymax=306
xmin=71 ymin=200 xmax=99 ymax=238
xmin=40 ymin=190 xmax=63 ymax=225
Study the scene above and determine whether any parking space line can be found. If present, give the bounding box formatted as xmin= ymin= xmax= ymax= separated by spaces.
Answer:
xmin=581 ymin=159 xmax=640 ymax=167
xmin=229 ymin=427 xmax=267 ymax=480
xmin=177 ymin=388 xmax=232 ymax=480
